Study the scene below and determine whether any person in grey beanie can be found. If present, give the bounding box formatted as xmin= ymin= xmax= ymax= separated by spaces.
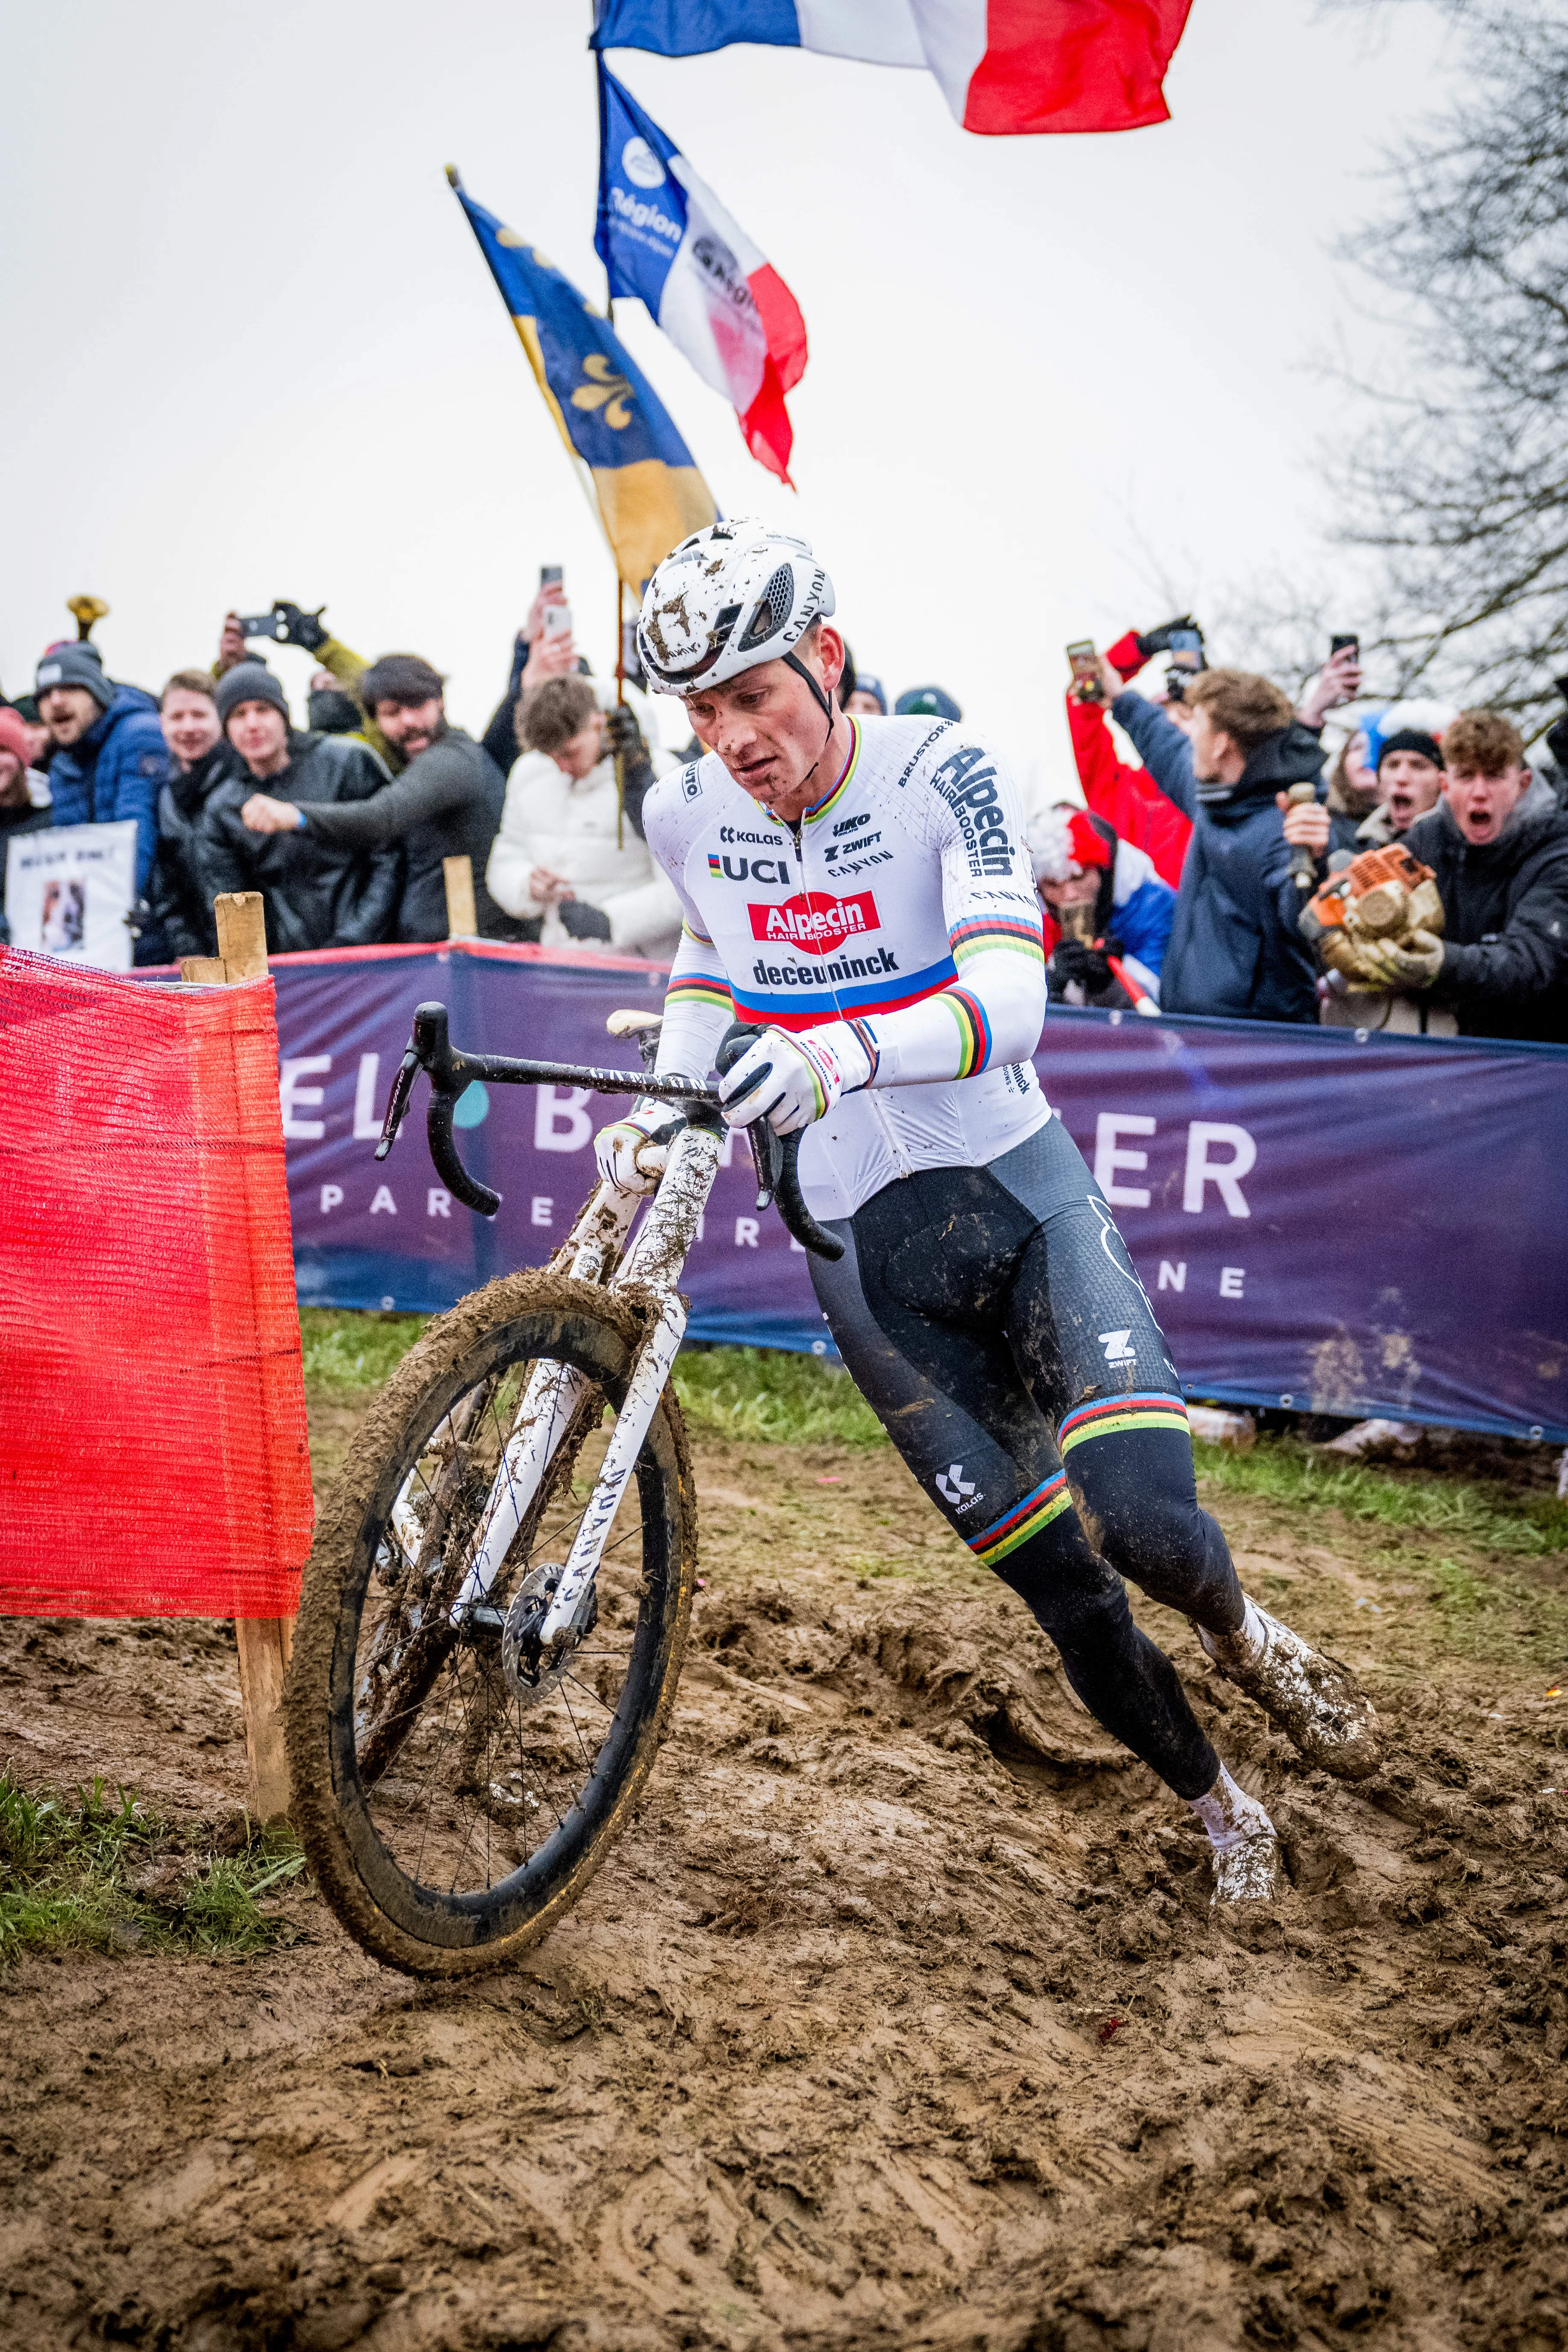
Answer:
xmin=36 ymin=641 xmax=168 ymax=922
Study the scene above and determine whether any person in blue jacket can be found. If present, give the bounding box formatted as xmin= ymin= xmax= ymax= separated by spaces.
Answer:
xmin=1028 ymin=802 xmax=1176 ymax=1008
xmin=1094 ymin=659 xmax=1333 ymax=1024
xmin=34 ymin=644 xmax=167 ymax=955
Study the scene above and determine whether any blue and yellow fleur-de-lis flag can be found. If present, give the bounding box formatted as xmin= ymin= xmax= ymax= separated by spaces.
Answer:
xmin=450 ymin=173 xmax=716 ymax=588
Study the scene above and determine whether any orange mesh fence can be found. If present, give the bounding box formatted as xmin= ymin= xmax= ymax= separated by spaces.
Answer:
xmin=0 ymin=947 xmax=314 ymax=1614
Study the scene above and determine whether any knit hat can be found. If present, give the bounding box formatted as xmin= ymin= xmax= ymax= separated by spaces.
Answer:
xmin=215 ymin=662 xmax=289 ymax=730
xmin=1376 ymin=727 xmax=1444 ymax=772
xmin=1028 ymin=804 xmax=1115 ymax=885
xmin=895 ymin=684 xmax=962 ymax=723
xmin=34 ymin=642 xmax=114 ymax=711
xmin=0 ymin=708 xmax=33 ymax=767
xmin=852 ymin=671 xmax=888 ymax=714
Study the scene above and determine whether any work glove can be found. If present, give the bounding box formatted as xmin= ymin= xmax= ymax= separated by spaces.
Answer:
xmin=1048 ymin=938 xmax=1115 ymax=996
xmin=717 ymin=1023 xmax=871 ymax=1137
xmin=558 ymin=899 xmax=613 ymax=942
xmin=272 ymin=600 xmax=329 ymax=653
xmin=1136 ymin=614 xmax=1203 ymax=661
xmin=594 ymin=1102 xmax=683 ymax=1195
xmin=1351 ymin=931 xmax=1444 ymax=990
xmin=605 ymin=703 xmax=655 ymax=839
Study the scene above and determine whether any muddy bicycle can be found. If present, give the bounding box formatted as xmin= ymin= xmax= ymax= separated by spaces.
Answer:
xmin=285 ymin=1002 xmax=839 ymax=1977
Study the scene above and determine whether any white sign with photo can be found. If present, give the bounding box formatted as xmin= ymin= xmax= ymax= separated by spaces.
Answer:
xmin=5 ymin=820 xmax=138 ymax=973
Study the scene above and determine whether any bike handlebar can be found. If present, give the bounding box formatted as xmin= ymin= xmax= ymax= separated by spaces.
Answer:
xmin=376 ymin=1001 xmax=843 ymax=1261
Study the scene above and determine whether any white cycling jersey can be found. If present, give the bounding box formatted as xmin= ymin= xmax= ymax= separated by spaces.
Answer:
xmin=642 ymin=714 xmax=1053 ymax=1220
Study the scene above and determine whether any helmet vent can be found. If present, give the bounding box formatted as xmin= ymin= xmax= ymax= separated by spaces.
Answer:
xmin=738 ymin=564 xmax=794 ymax=653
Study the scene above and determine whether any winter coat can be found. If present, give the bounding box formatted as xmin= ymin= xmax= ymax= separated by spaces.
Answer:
xmin=1403 ymin=778 xmax=1568 ymax=1043
xmin=1113 ymin=690 xmax=1328 ymax=1024
xmin=288 ymin=725 xmax=517 ymax=943
xmin=487 ymin=744 xmax=683 ymax=958
xmin=195 ymin=733 xmax=402 ymax=954
xmin=45 ymin=686 xmax=167 ymax=895
xmin=142 ymin=743 xmax=244 ymax=963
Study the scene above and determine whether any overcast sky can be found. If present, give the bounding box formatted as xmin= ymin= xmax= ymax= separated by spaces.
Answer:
xmin=2 ymin=0 xmax=1454 ymax=791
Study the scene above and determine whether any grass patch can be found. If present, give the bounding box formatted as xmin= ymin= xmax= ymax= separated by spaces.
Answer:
xmin=0 ymin=1772 xmax=306 ymax=1966
xmin=1416 ymin=1555 xmax=1568 ymax=1667
xmin=674 ymin=1346 xmax=887 ymax=1447
xmin=1193 ymin=1436 xmax=1568 ymax=1558
xmin=300 ymin=1308 xmax=427 ymax=1396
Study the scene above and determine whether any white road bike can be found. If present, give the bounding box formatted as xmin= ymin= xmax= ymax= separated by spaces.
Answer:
xmin=286 ymin=1000 xmax=841 ymax=1977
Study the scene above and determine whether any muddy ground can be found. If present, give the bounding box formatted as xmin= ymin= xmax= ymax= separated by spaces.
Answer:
xmin=4 ymin=1390 xmax=1568 ymax=2351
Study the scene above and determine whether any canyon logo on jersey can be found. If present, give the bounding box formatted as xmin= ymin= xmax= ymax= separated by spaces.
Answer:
xmin=748 ymin=890 xmax=880 ymax=950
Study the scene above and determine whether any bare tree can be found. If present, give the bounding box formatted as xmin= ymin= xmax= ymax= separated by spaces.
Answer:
xmin=1328 ymin=0 xmax=1568 ymax=741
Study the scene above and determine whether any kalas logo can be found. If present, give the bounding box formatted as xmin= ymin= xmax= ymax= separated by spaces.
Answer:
xmin=748 ymin=891 xmax=880 ymax=949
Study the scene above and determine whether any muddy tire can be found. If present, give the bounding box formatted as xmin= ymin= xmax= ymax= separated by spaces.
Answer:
xmin=286 ymin=1270 xmax=696 ymax=1978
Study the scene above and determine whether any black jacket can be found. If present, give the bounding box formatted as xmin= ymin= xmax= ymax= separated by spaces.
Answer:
xmin=290 ymin=724 xmax=515 ymax=942
xmin=1114 ymin=693 xmax=1328 ymax=1023
xmin=0 ymin=797 xmax=54 ymax=945
xmin=141 ymin=742 xmax=243 ymax=962
xmin=196 ymin=733 xmax=403 ymax=953
xmin=1404 ymin=778 xmax=1568 ymax=1044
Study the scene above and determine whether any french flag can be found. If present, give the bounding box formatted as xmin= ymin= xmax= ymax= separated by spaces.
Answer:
xmin=595 ymin=63 xmax=808 ymax=484
xmin=591 ymin=1 xmax=1194 ymax=137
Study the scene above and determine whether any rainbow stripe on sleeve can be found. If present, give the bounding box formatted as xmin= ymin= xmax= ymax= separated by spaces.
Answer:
xmin=967 ymin=1472 xmax=1073 ymax=1564
xmin=938 ymin=987 xmax=993 ymax=1077
xmin=665 ymin=971 xmax=733 ymax=1014
xmin=1057 ymin=1393 xmax=1191 ymax=1454
xmin=949 ymin=914 xmax=1045 ymax=968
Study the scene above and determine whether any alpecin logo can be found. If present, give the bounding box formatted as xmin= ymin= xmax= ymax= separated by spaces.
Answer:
xmin=747 ymin=891 xmax=880 ymax=950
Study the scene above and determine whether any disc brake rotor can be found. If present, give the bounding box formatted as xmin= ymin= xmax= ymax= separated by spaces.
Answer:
xmin=501 ymin=1561 xmax=600 ymax=1709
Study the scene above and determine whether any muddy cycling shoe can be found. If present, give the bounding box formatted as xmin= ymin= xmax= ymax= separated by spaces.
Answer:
xmin=1197 ymin=1599 xmax=1382 ymax=1781
xmin=1189 ymin=1764 xmax=1283 ymax=1910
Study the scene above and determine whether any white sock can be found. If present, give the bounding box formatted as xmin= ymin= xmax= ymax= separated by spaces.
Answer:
xmin=1188 ymin=1763 xmax=1275 ymax=1854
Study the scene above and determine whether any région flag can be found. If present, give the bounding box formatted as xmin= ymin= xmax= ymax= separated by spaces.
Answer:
xmin=591 ymin=0 xmax=1194 ymax=138
xmin=595 ymin=62 xmax=808 ymax=482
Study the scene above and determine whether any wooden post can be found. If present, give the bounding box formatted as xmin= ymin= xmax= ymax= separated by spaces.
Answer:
xmin=443 ymin=854 xmax=479 ymax=939
xmin=182 ymin=891 xmax=294 ymax=1824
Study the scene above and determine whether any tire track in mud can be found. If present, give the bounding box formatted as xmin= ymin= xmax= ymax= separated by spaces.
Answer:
xmin=2 ymin=1432 xmax=1568 ymax=2349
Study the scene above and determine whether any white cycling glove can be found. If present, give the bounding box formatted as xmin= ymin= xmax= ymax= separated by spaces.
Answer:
xmin=593 ymin=1102 xmax=681 ymax=1195
xmin=717 ymin=1022 xmax=874 ymax=1137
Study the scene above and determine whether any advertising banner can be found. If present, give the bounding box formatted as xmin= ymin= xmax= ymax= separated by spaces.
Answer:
xmin=267 ymin=941 xmax=1568 ymax=1442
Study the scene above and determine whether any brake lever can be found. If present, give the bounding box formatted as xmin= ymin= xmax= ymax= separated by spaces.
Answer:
xmin=375 ymin=1049 xmax=423 ymax=1161
xmin=712 ymin=1018 xmax=844 ymax=1262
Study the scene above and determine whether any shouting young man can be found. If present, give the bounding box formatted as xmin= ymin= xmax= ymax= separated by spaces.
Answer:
xmin=596 ymin=521 xmax=1381 ymax=1907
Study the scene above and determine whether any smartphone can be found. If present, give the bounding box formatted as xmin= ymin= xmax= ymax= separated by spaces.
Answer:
xmin=540 ymin=565 xmax=564 ymax=587
xmin=236 ymin=611 xmax=285 ymax=641
xmin=1066 ymin=639 xmax=1102 ymax=703
xmin=1330 ymin=633 xmax=1360 ymax=659
xmin=1168 ymin=627 xmax=1203 ymax=670
xmin=542 ymin=603 xmax=574 ymax=641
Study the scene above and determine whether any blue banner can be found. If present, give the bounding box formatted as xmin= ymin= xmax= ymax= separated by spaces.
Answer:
xmin=268 ymin=942 xmax=1568 ymax=1441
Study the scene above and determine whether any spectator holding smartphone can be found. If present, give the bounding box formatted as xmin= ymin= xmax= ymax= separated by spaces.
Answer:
xmin=481 ymin=574 xmax=578 ymax=777
xmin=1066 ymin=621 xmax=1198 ymax=888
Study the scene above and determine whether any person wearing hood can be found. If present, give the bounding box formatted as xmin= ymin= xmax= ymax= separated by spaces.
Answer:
xmin=34 ymin=643 xmax=167 ymax=913
xmin=0 ymin=706 xmax=54 ymax=947
xmin=194 ymin=664 xmax=401 ymax=953
xmin=1384 ymin=710 xmax=1568 ymax=1044
xmin=1103 ymin=662 xmax=1332 ymax=1023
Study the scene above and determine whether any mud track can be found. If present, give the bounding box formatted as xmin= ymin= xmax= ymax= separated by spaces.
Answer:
xmin=3 ymin=1415 xmax=1568 ymax=2350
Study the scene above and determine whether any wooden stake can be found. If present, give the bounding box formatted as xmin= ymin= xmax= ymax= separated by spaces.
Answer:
xmin=184 ymin=890 xmax=294 ymax=1823
xmin=443 ymin=854 xmax=479 ymax=939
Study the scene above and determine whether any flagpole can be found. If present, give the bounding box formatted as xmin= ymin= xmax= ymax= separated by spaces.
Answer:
xmin=613 ymin=575 xmax=626 ymax=847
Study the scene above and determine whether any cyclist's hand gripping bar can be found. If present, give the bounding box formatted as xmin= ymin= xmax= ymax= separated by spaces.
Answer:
xmin=714 ymin=1023 xmax=845 ymax=1264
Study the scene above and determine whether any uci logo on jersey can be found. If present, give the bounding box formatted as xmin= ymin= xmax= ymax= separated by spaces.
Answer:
xmin=708 ymin=851 xmax=792 ymax=885
xmin=747 ymin=890 xmax=880 ymax=950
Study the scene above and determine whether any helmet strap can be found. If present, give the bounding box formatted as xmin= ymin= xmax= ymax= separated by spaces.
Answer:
xmin=784 ymin=649 xmax=835 ymax=731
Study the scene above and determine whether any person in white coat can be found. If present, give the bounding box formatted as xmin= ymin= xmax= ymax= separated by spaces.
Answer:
xmin=485 ymin=674 xmax=682 ymax=958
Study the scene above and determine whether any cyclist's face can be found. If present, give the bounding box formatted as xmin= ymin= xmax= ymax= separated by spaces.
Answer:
xmin=685 ymin=626 xmax=847 ymax=820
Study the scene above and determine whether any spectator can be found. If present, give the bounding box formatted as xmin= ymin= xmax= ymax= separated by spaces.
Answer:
xmin=1105 ymin=661 xmax=1331 ymax=1023
xmin=844 ymin=671 xmax=887 ymax=717
xmin=1029 ymin=803 xmax=1175 ymax=1009
xmin=306 ymin=671 xmax=364 ymax=735
xmin=895 ymin=685 xmax=962 ymax=721
xmin=3 ymin=697 xmax=54 ymax=776
xmin=34 ymin=644 xmax=167 ymax=932
xmin=237 ymin=653 xmax=522 ymax=943
xmin=0 ymin=707 xmax=53 ymax=946
xmin=196 ymin=663 xmax=401 ymax=953
xmin=1357 ymin=729 xmax=1448 ymax=847
xmin=1325 ymin=728 xmax=1380 ymax=852
xmin=215 ymin=602 xmax=386 ymax=756
xmin=481 ymin=579 xmax=574 ymax=777
xmin=140 ymin=672 xmax=239 ymax=964
xmin=486 ymin=676 xmax=682 ymax=958
xmin=1070 ymin=626 xmax=1195 ymax=888
xmin=1393 ymin=710 xmax=1568 ymax=1043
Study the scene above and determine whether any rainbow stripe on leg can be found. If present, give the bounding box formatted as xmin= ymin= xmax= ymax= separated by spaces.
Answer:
xmin=1058 ymin=1392 xmax=1191 ymax=1456
xmin=967 ymin=1471 xmax=1074 ymax=1565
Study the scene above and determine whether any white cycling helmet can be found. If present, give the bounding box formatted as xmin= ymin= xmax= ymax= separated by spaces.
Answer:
xmin=636 ymin=520 xmax=836 ymax=708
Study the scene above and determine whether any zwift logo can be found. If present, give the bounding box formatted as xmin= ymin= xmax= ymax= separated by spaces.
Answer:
xmin=747 ymin=891 xmax=880 ymax=950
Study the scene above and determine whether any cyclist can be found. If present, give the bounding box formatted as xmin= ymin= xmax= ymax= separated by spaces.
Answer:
xmin=595 ymin=521 xmax=1380 ymax=1906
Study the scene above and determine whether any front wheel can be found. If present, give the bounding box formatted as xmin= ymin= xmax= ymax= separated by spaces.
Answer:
xmin=286 ymin=1269 xmax=697 ymax=1977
